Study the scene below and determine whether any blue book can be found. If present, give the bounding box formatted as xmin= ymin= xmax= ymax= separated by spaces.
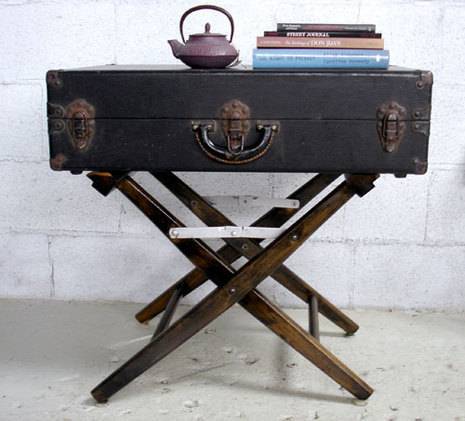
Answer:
xmin=253 ymin=48 xmax=390 ymax=69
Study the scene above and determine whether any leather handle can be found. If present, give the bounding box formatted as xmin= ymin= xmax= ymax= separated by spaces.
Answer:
xmin=193 ymin=122 xmax=278 ymax=164
xmin=180 ymin=4 xmax=234 ymax=43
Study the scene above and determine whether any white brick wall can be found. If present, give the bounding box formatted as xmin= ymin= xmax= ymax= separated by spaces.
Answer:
xmin=0 ymin=0 xmax=464 ymax=310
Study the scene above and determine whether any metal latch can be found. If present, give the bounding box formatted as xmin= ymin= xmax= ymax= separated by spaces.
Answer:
xmin=220 ymin=99 xmax=251 ymax=154
xmin=376 ymin=101 xmax=407 ymax=153
xmin=65 ymin=99 xmax=95 ymax=151
xmin=71 ymin=112 xmax=89 ymax=148
xmin=193 ymin=98 xmax=278 ymax=164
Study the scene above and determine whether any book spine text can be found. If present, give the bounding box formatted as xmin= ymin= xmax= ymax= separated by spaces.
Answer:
xmin=264 ymin=31 xmax=382 ymax=38
xmin=252 ymin=49 xmax=390 ymax=69
xmin=277 ymin=23 xmax=376 ymax=32
xmin=257 ymin=36 xmax=384 ymax=49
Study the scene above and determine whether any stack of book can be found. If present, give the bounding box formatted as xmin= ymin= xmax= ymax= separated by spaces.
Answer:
xmin=253 ymin=23 xmax=389 ymax=69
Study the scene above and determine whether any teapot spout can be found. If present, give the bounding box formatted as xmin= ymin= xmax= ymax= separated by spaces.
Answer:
xmin=168 ymin=39 xmax=184 ymax=58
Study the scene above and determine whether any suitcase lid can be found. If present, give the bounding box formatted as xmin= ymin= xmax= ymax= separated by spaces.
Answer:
xmin=46 ymin=65 xmax=432 ymax=122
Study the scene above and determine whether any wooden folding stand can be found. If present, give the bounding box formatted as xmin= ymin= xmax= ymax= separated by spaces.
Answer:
xmin=87 ymin=171 xmax=379 ymax=403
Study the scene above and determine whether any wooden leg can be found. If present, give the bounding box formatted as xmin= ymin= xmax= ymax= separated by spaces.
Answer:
xmin=152 ymin=284 xmax=183 ymax=339
xmin=148 ymin=172 xmax=359 ymax=334
xmin=239 ymin=290 xmax=372 ymax=399
xmin=309 ymin=295 xmax=320 ymax=340
xmin=90 ymin=173 xmax=376 ymax=402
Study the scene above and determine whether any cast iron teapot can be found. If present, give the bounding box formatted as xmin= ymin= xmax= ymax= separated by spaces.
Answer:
xmin=168 ymin=5 xmax=239 ymax=69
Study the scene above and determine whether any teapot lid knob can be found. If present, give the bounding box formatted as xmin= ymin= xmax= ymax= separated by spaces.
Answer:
xmin=205 ymin=22 xmax=211 ymax=33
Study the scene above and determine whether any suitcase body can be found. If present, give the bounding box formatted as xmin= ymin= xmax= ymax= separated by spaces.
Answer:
xmin=46 ymin=65 xmax=433 ymax=175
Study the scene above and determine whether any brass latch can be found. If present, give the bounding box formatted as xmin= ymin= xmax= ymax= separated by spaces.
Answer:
xmin=220 ymin=99 xmax=251 ymax=154
xmin=192 ymin=98 xmax=278 ymax=164
xmin=65 ymin=99 xmax=95 ymax=151
xmin=71 ymin=112 xmax=89 ymax=148
xmin=376 ymin=101 xmax=407 ymax=153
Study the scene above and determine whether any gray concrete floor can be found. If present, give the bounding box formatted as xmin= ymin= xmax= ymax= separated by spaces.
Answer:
xmin=0 ymin=299 xmax=464 ymax=421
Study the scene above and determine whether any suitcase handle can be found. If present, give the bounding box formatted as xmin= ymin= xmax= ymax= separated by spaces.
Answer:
xmin=193 ymin=122 xmax=278 ymax=164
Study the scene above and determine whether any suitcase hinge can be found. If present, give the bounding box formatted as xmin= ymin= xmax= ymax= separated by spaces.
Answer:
xmin=376 ymin=101 xmax=407 ymax=153
xmin=65 ymin=99 xmax=95 ymax=151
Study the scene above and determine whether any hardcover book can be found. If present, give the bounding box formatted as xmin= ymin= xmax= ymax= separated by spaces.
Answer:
xmin=252 ymin=49 xmax=390 ymax=69
xmin=257 ymin=36 xmax=384 ymax=49
xmin=264 ymin=31 xmax=382 ymax=38
xmin=277 ymin=23 xmax=376 ymax=32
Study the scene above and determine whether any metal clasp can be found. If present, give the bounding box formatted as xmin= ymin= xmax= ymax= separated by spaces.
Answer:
xmin=376 ymin=101 xmax=407 ymax=153
xmin=71 ymin=112 xmax=89 ymax=148
xmin=220 ymin=99 xmax=250 ymax=155
xmin=65 ymin=99 xmax=95 ymax=151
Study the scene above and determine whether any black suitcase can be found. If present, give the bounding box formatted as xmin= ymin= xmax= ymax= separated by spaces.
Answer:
xmin=46 ymin=65 xmax=433 ymax=175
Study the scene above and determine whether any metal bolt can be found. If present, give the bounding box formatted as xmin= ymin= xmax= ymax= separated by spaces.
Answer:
xmin=291 ymin=233 xmax=299 ymax=241
xmin=241 ymin=243 xmax=249 ymax=250
xmin=171 ymin=230 xmax=179 ymax=238
xmin=53 ymin=121 xmax=64 ymax=130
xmin=417 ymin=81 xmax=424 ymax=89
xmin=229 ymin=288 xmax=236 ymax=294
xmin=190 ymin=200 xmax=198 ymax=207
xmin=271 ymin=124 xmax=278 ymax=131
xmin=192 ymin=124 xmax=199 ymax=131
xmin=414 ymin=111 xmax=421 ymax=118
xmin=414 ymin=123 xmax=421 ymax=130
xmin=231 ymin=230 xmax=238 ymax=237
xmin=257 ymin=124 xmax=263 ymax=130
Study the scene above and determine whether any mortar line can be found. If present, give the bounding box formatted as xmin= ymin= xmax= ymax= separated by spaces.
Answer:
xmin=423 ymin=170 xmax=434 ymax=242
xmin=269 ymin=173 xmax=276 ymax=198
xmin=348 ymin=242 xmax=356 ymax=308
xmin=112 ymin=0 xmax=118 ymax=65
xmin=47 ymin=235 xmax=55 ymax=298
xmin=0 ymin=158 xmax=45 ymax=164
xmin=117 ymin=200 xmax=124 ymax=233
xmin=356 ymin=0 xmax=362 ymax=23
xmin=4 ymin=227 xmax=465 ymax=250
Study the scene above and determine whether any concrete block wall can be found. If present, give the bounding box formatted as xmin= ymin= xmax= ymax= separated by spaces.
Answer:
xmin=1 ymin=0 xmax=464 ymax=310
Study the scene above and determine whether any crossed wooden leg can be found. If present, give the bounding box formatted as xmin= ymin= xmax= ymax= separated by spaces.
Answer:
xmin=88 ymin=172 xmax=377 ymax=403
xmin=136 ymin=173 xmax=359 ymax=336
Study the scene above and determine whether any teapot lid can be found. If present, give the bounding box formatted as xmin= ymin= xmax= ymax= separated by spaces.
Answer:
xmin=189 ymin=23 xmax=225 ymax=38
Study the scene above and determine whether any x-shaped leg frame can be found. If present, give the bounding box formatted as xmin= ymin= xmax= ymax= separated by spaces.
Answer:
xmin=87 ymin=171 xmax=378 ymax=403
xmin=137 ymin=172 xmax=359 ymax=339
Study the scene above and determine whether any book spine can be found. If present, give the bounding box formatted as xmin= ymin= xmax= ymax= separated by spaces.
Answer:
xmin=257 ymin=36 xmax=384 ymax=50
xmin=264 ymin=31 xmax=382 ymax=39
xmin=277 ymin=23 xmax=376 ymax=32
xmin=252 ymin=49 xmax=390 ymax=69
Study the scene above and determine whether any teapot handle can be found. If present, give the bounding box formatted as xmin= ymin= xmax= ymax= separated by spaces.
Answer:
xmin=180 ymin=4 xmax=234 ymax=43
